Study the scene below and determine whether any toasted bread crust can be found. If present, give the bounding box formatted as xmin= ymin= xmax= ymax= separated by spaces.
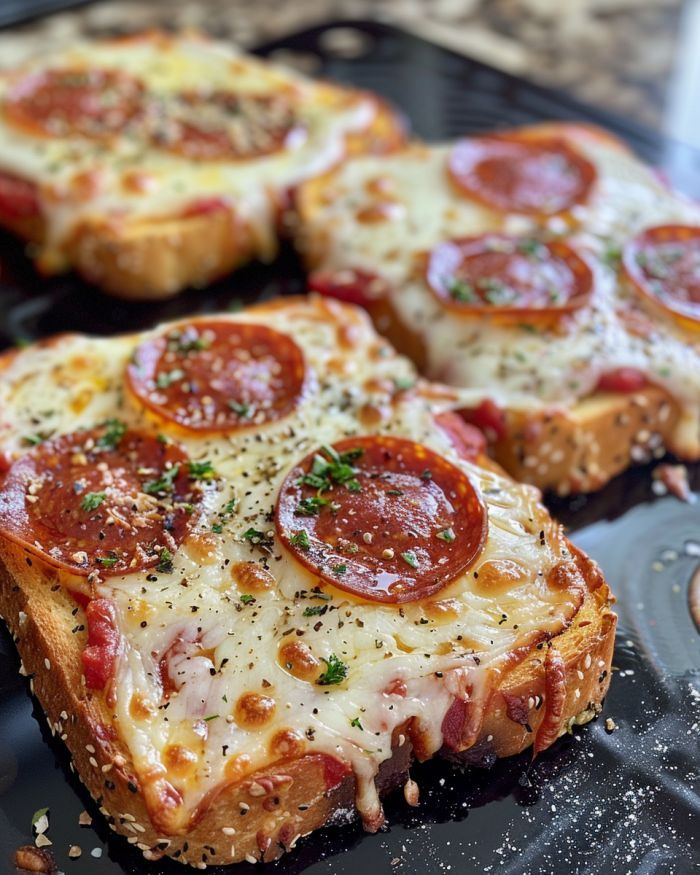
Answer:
xmin=0 ymin=487 xmax=615 ymax=867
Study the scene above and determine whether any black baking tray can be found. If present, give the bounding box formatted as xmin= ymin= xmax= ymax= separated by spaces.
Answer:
xmin=0 ymin=19 xmax=699 ymax=875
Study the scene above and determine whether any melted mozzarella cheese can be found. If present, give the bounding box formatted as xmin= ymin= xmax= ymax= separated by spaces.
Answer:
xmin=0 ymin=34 xmax=377 ymax=266
xmin=0 ymin=300 xmax=581 ymax=828
xmin=299 ymin=136 xmax=700 ymax=448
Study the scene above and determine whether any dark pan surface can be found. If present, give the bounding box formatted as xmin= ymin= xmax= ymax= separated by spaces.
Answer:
xmin=0 ymin=20 xmax=698 ymax=875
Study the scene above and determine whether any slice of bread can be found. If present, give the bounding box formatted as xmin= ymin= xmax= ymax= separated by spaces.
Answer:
xmin=0 ymin=543 xmax=615 ymax=865
xmin=0 ymin=32 xmax=405 ymax=299
xmin=295 ymin=122 xmax=700 ymax=494
xmin=0 ymin=297 xmax=615 ymax=866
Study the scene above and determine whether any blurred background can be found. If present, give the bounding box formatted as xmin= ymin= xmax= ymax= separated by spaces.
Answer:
xmin=0 ymin=0 xmax=697 ymax=149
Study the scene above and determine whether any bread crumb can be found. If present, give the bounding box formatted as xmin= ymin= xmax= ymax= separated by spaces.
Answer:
xmin=605 ymin=717 xmax=618 ymax=732
xmin=68 ymin=845 xmax=82 ymax=859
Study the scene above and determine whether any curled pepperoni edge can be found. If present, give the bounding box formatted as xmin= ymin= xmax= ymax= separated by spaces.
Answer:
xmin=447 ymin=135 xmax=597 ymax=216
xmin=275 ymin=435 xmax=488 ymax=605
xmin=424 ymin=234 xmax=594 ymax=320
xmin=125 ymin=319 xmax=307 ymax=435
xmin=621 ymin=224 xmax=700 ymax=328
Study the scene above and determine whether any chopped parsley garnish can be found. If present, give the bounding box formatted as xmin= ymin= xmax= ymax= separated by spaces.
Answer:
xmin=297 ymin=445 xmax=364 ymax=495
xmin=22 ymin=432 xmax=51 ymax=447
xmin=203 ymin=714 xmax=219 ymax=722
xmin=290 ymin=530 xmax=311 ymax=551
xmin=481 ymin=278 xmax=517 ymax=306
xmin=296 ymin=496 xmax=329 ymax=516
xmin=31 ymin=808 xmax=49 ymax=828
xmin=386 ymin=489 xmax=404 ymax=496
xmin=188 ymin=460 xmax=216 ymax=481
xmin=316 ymin=654 xmax=348 ymax=686
xmin=167 ymin=331 xmax=211 ymax=353
xmin=143 ymin=463 xmax=180 ymax=495
xmin=97 ymin=418 xmax=126 ymax=449
xmin=156 ymin=547 xmax=174 ymax=574
xmin=243 ymin=528 xmax=273 ymax=548
xmin=303 ymin=605 xmax=325 ymax=617
xmin=602 ymin=243 xmax=622 ymax=268
xmin=223 ymin=498 xmax=237 ymax=515
xmin=332 ymin=563 xmax=348 ymax=575
xmin=446 ymin=276 xmax=476 ymax=303
xmin=517 ymin=238 xmax=546 ymax=259
xmin=212 ymin=523 xmax=223 ymax=534
xmin=350 ymin=716 xmax=364 ymax=730
xmin=401 ymin=550 xmax=419 ymax=569
xmin=81 ymin=491 xmax=106 ymax=512
xmin=393 ymin=376 xmax=415 ymax=391
xmin=420 ymin=468 xmax=433 ymax=481
xmin=227 ymin=400 xmax=251 ymax=418
xmin=155 ymin=368 xmax=185 ymax=389
xmin=96 ymin=555 xmax=118 ymax=568
xmin=239 ymin=594 xmax=255 ymax=605
xmin=437 ymin=528 xmax=456 ymax=543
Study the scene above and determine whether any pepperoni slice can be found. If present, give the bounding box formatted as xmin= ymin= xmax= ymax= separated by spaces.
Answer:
xmin=456 ymin=400 xmax=508 ymax=443
xmin=622 ymin=225 xmax=700 ymax=327
xmin=426 ymin=234 xmax=593 ymax=318
xmin=308 ymin=269 xmax=389 ymax=308
xmin=448 ymin=135 xmax=596 ymax=215
xmin=434 ymin=411 xmax=487 ymax=460
xmin=596 ymin=367 xmax=648 ymax=393
xmin=0 ymin=423 xmax=203 ymax=576
xmin=82 ymin=599 xmax=120 ymax=690
xmin=4 ymin=68 xmax=144 ymax=139
xmin=276 ymin=436 xmax=487 ymax=604
xmin=149 ymin=91 xmax=303 ymax=161
xmin=0 ymin=171 xmax=40 ymax=220
xmin=126 ymin=320 xmax=306 ymax=433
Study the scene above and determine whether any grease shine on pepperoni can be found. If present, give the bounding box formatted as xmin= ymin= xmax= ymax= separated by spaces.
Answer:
xmin=127 ymin=321 xmax=306 ymax=433
xmin=448 ymin=136 xmax=596 ymax=215
xmin=276 ymin=436 xmax=487 ymax=604
xmin=4 ymin=68 xmax=144 ymax=139
xmin=149 ymin=91 xmax=303 ymax=161
xmin=0 ymin=425 xmax=201 ymax=576
xmin=426 ymin=234 xmax=593 ymax=317
xmin=622 ymin=225 xmax=700 ymax=326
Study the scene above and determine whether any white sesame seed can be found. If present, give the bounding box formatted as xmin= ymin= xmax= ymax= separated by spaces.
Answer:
xmin=222 ymin=826 xmax=236 ymax=836
xmin=44 ymin=658 xmax=51 ymax=670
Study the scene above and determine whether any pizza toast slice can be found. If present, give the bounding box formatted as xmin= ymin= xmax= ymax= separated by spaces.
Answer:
xmin=0 ymin=31 xmax=404 ymax=299
xmin=0 ymin=296 xmax=615 ymax=866
xmin=296 ymin=122 xmax=700 ymax=495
